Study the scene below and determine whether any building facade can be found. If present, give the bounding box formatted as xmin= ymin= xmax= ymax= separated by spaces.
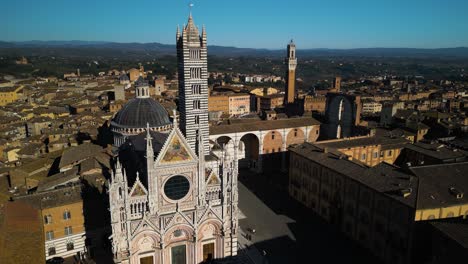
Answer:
xmin=16 ymin=186 xmax=86 ymax=261
xmin=228 ymin=94 xmax=250 ymax=116
xmin=109 ymin=13 xmax=238 ymax=264
xmin=289 ymin=143 xmax=468 ymax=264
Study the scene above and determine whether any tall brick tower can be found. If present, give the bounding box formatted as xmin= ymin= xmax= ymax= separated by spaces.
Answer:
xmin=285 ymin=40 xmax=297 ymax=104
xmin=177 ymin=13 xmax=210 ymax=153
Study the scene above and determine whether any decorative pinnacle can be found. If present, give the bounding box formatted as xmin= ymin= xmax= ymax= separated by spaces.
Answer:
xmin=173 ymin=109 xmax=178 ymax=127
xmin=146 ymin=123 xmax=152 ymax=141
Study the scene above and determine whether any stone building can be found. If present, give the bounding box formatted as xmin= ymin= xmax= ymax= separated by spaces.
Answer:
xmin=315 ymin=135 xmax=409 ymax=167
xmin=108 ymin=13 xmax=239 ymax=264
xmin=16 ymin=185 xmax=86 ymax=261
xmin=289 ymin=143 xmax=468 ymax=264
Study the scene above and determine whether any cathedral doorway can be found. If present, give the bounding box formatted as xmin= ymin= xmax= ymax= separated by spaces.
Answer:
xmin=239 ymin=133 xmax=259 ymax=170
xmin=202 ymin=242 xmax=215 ymax=262
xmin=171 ymin=244 xmax=186 ymax=264
xmin=139 ymin=255 xmax=154 ymax=264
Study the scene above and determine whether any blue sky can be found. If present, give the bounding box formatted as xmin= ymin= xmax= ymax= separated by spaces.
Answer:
xmin=2 ymin=0 xmax=468 ymax=49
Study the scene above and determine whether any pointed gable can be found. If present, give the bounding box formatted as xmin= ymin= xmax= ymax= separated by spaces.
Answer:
xmin=162 ymin=136 xmax=191 ymax=163
xmin=156 ymin=127 xmax=197 ymax=165
xmin=129 ymin=178 xmax=147 ymax=197
xmin=206 ymin=170 xmax=220 ymax=185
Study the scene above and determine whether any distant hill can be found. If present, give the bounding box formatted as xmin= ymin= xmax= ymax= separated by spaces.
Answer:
xmin=0 ymin=40 xmax=467 ymax=58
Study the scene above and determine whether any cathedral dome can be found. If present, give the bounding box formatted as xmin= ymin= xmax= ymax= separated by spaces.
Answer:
xmin=112 ymin=98 xmax=171 ymax=129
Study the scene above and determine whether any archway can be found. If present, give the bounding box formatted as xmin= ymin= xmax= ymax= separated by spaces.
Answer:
xmin=215 ymin=136 xmax=235 ymax=159
xmin=239 ymin=133 xmax=260 ymax=170
xmin=286 ymin=128 xmax=305 ymax=146
xmin=262 ymin=130 xmax=283 ymax=172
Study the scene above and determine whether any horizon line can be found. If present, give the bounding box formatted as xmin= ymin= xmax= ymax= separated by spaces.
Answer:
xmin=1 ymin=40 xmax=467 ymax=51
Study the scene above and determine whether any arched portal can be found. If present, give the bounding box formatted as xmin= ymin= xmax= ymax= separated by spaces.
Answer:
xmin=286 ymin=128 xmax=305 ymax=145
xmin=239 ymin=133 xmax=260 ymax=170
xmin=215 ymin=136 xmax=235 ymax=159
xmin=262 ymin=130 xmax=283 ymax=172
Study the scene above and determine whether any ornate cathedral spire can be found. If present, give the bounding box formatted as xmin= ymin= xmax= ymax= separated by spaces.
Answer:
xmin=146 ymin=123 xmax=157 ymax=213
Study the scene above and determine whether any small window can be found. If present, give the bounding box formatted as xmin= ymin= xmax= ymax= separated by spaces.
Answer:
xmin=44 ymin=215 xmax=52 ymax=224
xmin=193 ymin=100 xmax=201 ymax=110
xmin=373 ymin=152 xmax=378 ymax=159
xmin=294 ymin=129 xmax=298 ymax=137
xmin=271 ymin=132 xmax=275 ymax=140
xmin=63 ymin=210 xmax=71 ymax=220
xmin=48 ymin=247 xmax=56 ymax=256
xmin=361 ymin=154 xmax=366 ymax=160
xmin=46 ymin=231 xmax=54 ymax=241
xmin=194 ymin=115 xmax=200 ymax=125
xmin=66 ymin=242 xmax=74 ymax=251
xmin=65 ymin=226 xmax=73 ymax=236
xmin=388 ymin=150 xmax=393 ymax=156
xmin=192 ymin=85 xmax=201 ymax=95
xmin=380 ymin=151 xmax=384 ymax=158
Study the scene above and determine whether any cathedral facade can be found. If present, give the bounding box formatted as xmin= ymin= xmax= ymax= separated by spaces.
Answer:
xmin=108 ymin=14 xmax=238 ymax=264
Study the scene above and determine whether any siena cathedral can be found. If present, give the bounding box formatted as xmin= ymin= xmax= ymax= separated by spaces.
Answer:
xmin=108 ymin=12 xmax=239 ymax=264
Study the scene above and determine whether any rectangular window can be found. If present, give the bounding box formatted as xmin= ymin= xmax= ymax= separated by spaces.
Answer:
xmin=388 ymin=150 xmax=393 ymax=156
xmin=191 ymin=85 xmax=201 ymax=95
xmin=190 ymin=68 xmax=201 ymax=79
xmin=140 ymin=256 xmax=154 ymax=264
xmin=373 ymin=152 xmax=378 ymax=159
xmin=65 ymin=226 xmax=73 ymax=236
xmin=361 ymin=153 xmax=366 ymax=160
xmin=63 ymin=210 xmax=71 ymax=220
xmin=44 ymin=215 xmax=52 ymax=224
xmin=189 ymin=49 xmax=200 ymax=60
xmin=380 ymin=151 xmax=384 ymax=158
xmin=203 ymin=243 xmax=215 ymax=262
xmin=193 ymin=100 xmax=201 ymax=110
xmin=46 ymin=231 xmax=54 ymax=241
xmin=66 ymin=242 xmax=74 ymax=251
xmin=171 ymin=245 xmax=186 ymax=264
xmin=195 ymin=115 xmax=200 ymax=124
xmin=48 ymin=247 xmax=56 ymax=256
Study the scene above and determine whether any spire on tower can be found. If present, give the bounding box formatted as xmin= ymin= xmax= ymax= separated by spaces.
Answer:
xmin=146 ymin=123 xmax=154 ymax=157
xmin=172 ymin=109 xmax=178 ymax=128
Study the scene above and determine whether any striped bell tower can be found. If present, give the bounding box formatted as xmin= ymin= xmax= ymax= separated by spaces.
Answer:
xmin=177 ymin=12 xmax=210 ymax=154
